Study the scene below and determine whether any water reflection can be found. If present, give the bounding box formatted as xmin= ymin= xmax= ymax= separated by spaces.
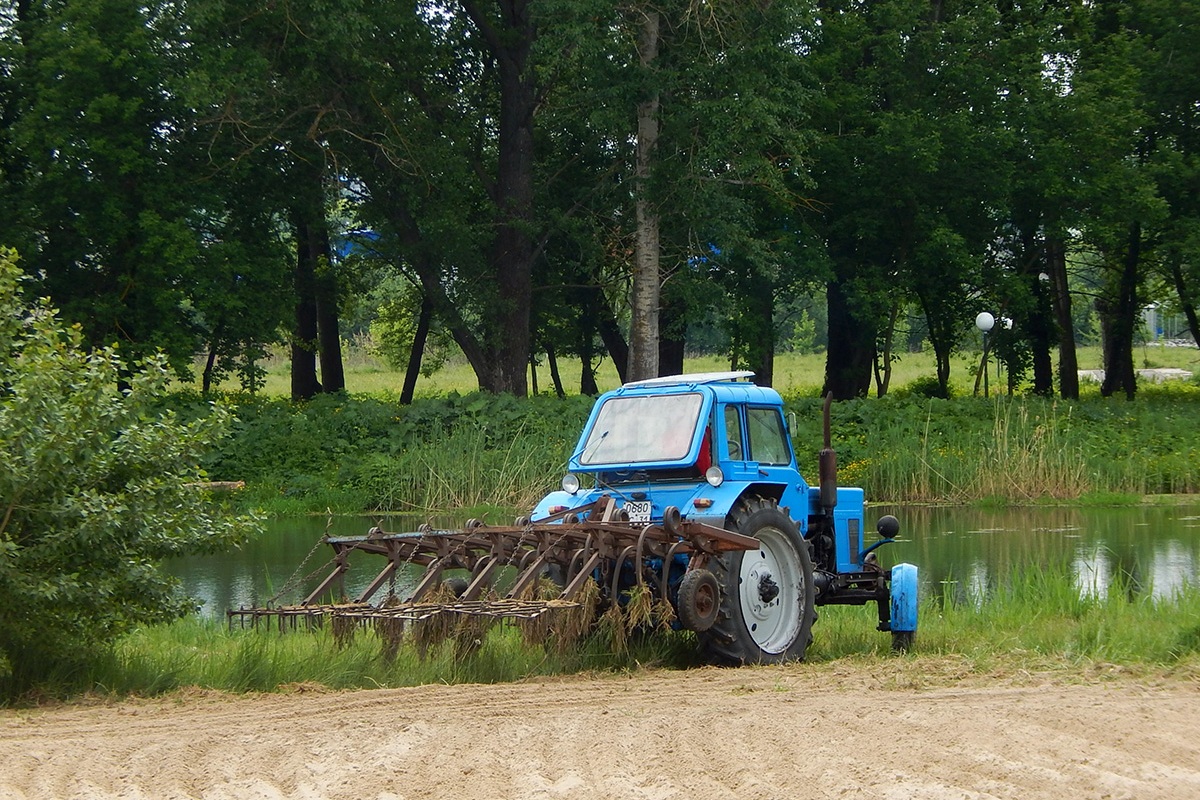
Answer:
xmin=166 ymin=505 xmax=1200 ymax=619
xmin=164 ymin=514 xmax=426 ymax=618
xmin=870 ymin=504 xmax=1200 ymax=604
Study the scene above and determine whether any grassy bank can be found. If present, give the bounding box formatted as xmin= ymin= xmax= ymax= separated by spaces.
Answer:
xmin=187 ymin=385 xmax=1200 ymax=514
xmin=20 ymin=568 xmax=1198 ymax=702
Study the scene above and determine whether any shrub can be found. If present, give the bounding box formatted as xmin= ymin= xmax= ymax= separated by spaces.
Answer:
xmin=0 ymin=249 xmax=259 ymax=699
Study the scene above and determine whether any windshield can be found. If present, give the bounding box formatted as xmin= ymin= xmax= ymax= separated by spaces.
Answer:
xmin=578 ymin=393 xmax=704 ymax=466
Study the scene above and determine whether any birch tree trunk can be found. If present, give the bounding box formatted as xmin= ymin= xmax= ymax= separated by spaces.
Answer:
xmin=627 ymin=9 xmax=661 ymax=383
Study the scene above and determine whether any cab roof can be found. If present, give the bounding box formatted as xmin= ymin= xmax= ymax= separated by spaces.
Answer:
xmin=611 ymin=372 xmax=784 ymax=406
xmin=622 ymin=370 xmax=755 ymax=388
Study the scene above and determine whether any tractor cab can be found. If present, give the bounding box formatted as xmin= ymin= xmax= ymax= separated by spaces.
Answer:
xmin=536 ymin=371 xmax=810 ymax=529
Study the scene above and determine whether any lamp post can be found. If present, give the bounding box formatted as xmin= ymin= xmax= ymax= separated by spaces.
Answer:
xmin=975 ymin=312 xmax=995 ymax=397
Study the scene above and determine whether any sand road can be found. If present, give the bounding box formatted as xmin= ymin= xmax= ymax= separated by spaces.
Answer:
xmin=1 ymin=662 xmax=1198 ymax=800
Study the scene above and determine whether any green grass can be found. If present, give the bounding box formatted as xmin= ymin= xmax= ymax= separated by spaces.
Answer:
xmin=68 ymin=614 xmax=702 ymax=700
xmin=194 ymin=391 xmax=1200 ymax=514
xmin=192 ymin=343 xmax=1199 ymax=399
xmin=812 ymin=568 xmax=1200 ymax=668
xmin=21 ymin=570 xmax=1196 ymax=703
xmin=348 ymin=425 xmax=567 ymax=513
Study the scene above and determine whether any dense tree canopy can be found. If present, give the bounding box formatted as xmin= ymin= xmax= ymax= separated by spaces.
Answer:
xmin=0 ymin=0 xmax=1196 ymax=399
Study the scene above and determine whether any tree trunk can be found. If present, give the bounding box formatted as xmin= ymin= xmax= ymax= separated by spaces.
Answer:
xmin=872 ymin=303 xmax=899 ymax=397
xmin=915 ymin=290 xmax=953 ymax=397
xmin=387 ymin=202 xmax=497 ymax=392
xmin=1026 ymin=231 xmax=1054 ymax=396
xmin=742 ymin=274 xmax=775 ymax=387
xmin=593 ymin=287 xmax=629 ymax=384
xmin=824 ymin=278 xmax=874 ymax=399
xmin=580 ymin=356 xmax=599 ymax=395
xmin=489 ymin=64 xmax=534 ymax=394
xmin=1168 ymin=255 xmax=1200 ymax=347
xmin=1046 ymin=236 xmax=1079 ymax=400
xmin=202 ymin=343 xmax=218 ymax=396
xmin=546 ymin=342 xmax=565 ymax=398
xmin=578 ymin=296 xmax=600 ymax=395
xmin=400 ymin=294 xmax=433 ymax=405
xmin=627 ymin=9 xmax=661 ymax=382
xmin=658 ymin=287 xmax=686 ymax=377
xmin=1099 ymin=223 xmax=1141 ymax=400
xmin=458 ymin=0 xmax=536 ymax=396
xmin=313 ymin=235 xmax=344 ymax=394
xmin=290 ymin=214 xmax=322 ymax=401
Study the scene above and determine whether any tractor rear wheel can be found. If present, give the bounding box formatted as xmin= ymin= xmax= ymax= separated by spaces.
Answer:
xmin=701 ymin=496 xmax=815 ymax=665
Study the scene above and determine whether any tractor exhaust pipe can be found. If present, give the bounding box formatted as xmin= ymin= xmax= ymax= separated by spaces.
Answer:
xmin=819 ymin=392 xmax=837 ymax=515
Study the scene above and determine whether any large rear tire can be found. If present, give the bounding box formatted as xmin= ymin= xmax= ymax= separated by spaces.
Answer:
xmin=701 ymin=496 xmax=815 ymax=665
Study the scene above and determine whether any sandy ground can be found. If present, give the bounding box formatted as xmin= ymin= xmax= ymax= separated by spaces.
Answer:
xmin=1 ymin=661 xmax=1198 ymax=800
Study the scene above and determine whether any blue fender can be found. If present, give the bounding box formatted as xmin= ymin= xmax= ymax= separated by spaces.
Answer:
xmin=890 ymin=563 xmax=919 ymax=633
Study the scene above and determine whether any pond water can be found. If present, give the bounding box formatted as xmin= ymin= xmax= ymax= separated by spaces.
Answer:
xmin=878 ymin=504 xmax=1200 ymax=603
xmin=166 ymin=505 xmax=1200 ymax=619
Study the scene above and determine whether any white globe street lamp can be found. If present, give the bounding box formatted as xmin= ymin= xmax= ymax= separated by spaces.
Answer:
xmin=975 ymin=312 xmax=995 ymax=397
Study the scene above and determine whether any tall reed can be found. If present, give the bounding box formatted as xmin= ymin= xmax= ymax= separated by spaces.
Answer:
xmin=965 ymin=401 xmax=1091 ymax=501
xmin=349 ymin=424 xmax=565 ymax=513
xmin=801 ymin=397 xmax=1099 ymax=504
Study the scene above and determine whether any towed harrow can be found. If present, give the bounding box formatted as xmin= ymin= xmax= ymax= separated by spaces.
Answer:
xmin=229 ymin=495 xmax=756 ymax=639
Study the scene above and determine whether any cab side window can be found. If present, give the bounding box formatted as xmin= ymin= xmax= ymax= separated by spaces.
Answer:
xmin=723 ymin=405 xmax=745 ymax=461
xmin=747 ymin=407 xmax=791 ymax=465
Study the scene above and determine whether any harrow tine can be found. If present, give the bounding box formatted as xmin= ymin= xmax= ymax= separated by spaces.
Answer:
xmin=507 ymin=552 xmax=550 ymax=599
xmin=461 ymin=555 xmax=500 ymax=600
xmin=561 ymin=550 xmax=603 ymax=601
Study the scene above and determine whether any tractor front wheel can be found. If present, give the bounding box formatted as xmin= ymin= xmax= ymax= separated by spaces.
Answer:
xmin=702 ymin=496 xmax=815 ymax=665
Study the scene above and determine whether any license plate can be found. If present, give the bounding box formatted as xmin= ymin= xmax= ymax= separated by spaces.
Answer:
xmin=623 ymin=501 xmax=652 ymax=523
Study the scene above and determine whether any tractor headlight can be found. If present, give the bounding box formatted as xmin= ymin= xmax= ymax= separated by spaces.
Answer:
xmin=561 ymin=473 xmax=581 ymax=494
xmin=705 ymin=466 xmax=724 ymax=487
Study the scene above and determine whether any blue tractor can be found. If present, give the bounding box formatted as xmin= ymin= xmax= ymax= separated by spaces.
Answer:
xmin=531 ymin=371 xmax=918 ymax=662
xmin=232 ymin=372 xmax=917 ymax=663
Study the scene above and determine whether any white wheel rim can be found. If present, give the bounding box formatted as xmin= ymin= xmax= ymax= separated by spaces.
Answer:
xmin=738 ymin=526 xmax=803 ymax=654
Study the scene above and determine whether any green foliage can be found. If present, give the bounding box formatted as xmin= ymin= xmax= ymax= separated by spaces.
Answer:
xmin=366 ymin=277 xmax=455 ymax=375
xmin=0 ymin=250 xmax=259 ymax=699
xmin=893 ymin=375 xmax=956 ymax=400
xmin=173 ymin=379 xmax=1200 ymax=515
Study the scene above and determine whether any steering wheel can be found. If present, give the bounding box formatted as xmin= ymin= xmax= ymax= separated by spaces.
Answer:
xmin=727 ymin=439 xmax=742 ymax=460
